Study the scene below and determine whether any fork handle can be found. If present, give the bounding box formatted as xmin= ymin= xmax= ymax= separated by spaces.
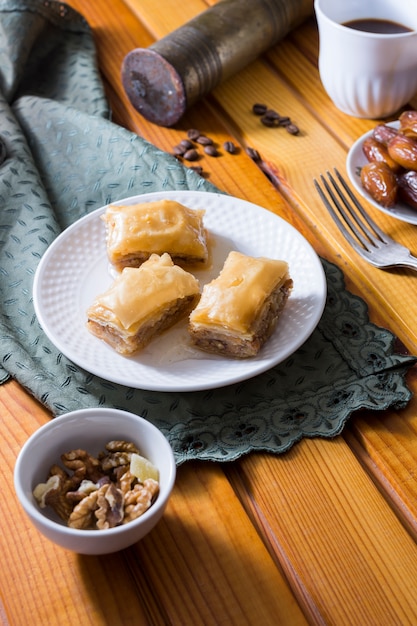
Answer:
xmin=397 ymin=254 xmax=417 ymax=272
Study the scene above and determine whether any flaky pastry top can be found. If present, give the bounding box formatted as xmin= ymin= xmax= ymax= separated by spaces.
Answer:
xmin=189 ymin=251 xmax=290 ymax=333
xmin=87 ymin=253 xmax=200 ymax=331
xmin=102 ymin=200 xmax=208 ymax=263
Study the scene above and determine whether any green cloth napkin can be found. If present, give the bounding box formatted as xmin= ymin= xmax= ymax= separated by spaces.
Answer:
xmin=1 ymin=0 xmax=415 ymax=464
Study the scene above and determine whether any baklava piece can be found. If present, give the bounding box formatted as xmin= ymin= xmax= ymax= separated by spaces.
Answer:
xmin=188 ymin=251 xmax=293 ymax=358
xmin=86 ymin=253 xmax=200 ymax=355
xmin=102 ymin=199 xmax=208 ymax=270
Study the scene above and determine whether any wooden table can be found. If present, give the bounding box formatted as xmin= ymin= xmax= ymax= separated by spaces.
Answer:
xmin=3 ymin=1 xmax=417 ymax=624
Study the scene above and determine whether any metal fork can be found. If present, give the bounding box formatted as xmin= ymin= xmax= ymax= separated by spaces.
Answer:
xmin=314 ymin=169 xmax=417 ymax=272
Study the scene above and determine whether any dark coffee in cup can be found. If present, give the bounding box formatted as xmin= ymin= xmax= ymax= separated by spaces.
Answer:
xmin=343 ymin=19 xmax=413 ymax=34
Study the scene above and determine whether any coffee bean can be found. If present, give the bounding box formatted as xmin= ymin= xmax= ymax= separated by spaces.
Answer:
xmin=172 ymin=144 xmax=186 ymax=156
xmin=204 ymin=145 xmax=219 ymax=157
xmin=187 ymin=128 xmax=200 ymax=140
xmin=183 ymin=148 xmax=199 ymax=161
xmin=261 ymin=114 xmax=278 ymax=127
xmin=265 ymin=109 xmax=280 ymax=120
xmin=277 ymin=116 xmax=291 ymax=126
xmin=285 ymin=123 xmax=300 ymax=135
xmin=223 ymin=141 xmax=237 ymax=154
xmin=252 ymin=102 xmax=300 ymax=136
xmin=252 ymin=103 xmax=267 ymax=115
xmin=179 ymin=138 xmax=194 ymax=150
xmin=246 ymin=147 xmax=261 ymax=162
xmin=196 ymin=135 xmax=213 ymax=146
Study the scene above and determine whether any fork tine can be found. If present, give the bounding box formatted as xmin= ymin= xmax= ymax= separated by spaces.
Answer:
xmin=332 ymin=168 xmax=395 ymax=244
xmin=313 ymin=174 xmax=372 ymax=255
xmin=315 ymin=169 xmax=397 ymax=251
xmin=321 ymin=172 xmax=373 ymax=248
xmin=325 ymin=170 xmax=381 ymax=246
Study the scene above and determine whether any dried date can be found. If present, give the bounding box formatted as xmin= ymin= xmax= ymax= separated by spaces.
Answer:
xmin=362 ymin=136 xmax=402 ymax=172
xmin=399 ymin=110 xmax=417 ymax=138
xmin=372 ymin=124 xmax=398 ymax=146
xmin=387 ymin=134 xmax=417 ymax=171
xmin=360 ymin=161 xmax=398 ymax=208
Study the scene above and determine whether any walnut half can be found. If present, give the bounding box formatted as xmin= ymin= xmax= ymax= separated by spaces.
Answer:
xmin=123 ymin=478 xmax=159 ymax=524
xmin=95 ymin=482 xmax=125 ymax=530
xmin=68 ymin=482 xmax=125 ymax=530
xmin=33 ymin=466 xmax=77 ymax=522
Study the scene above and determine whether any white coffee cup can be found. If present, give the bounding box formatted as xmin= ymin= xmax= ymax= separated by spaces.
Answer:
xmin=314 ymin=0 xmax=417 ymax=119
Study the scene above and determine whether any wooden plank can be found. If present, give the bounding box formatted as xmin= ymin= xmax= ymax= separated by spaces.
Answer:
xmin=228 ymin=438 xmax=417 ymax=625
xmin=123 ymin=0 xmax=210 ymax=38
xmin=345 ymin=395 xmax=417 ymax=538
xmin=127 ymin=462 xmax=308 ymax=626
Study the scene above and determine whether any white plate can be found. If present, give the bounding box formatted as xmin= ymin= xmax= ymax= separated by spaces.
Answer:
xmin=33 ymin=190 xmax=326 ymax=392
xmin=346 ymin=121 xmax=417 ymax=225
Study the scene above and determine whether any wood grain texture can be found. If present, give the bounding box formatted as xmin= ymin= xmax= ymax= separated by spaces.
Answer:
xmin=229 ymin=439 xmax=417 ymax=625
xmin=126 ymin=463 xmax=308 ymax=626
xmin=2 ymin=0 xmax=417 ymax=624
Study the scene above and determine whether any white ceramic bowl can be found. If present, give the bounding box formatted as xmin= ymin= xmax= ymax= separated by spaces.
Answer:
xmin=14 ymin=408 xmax=176 ymax=555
